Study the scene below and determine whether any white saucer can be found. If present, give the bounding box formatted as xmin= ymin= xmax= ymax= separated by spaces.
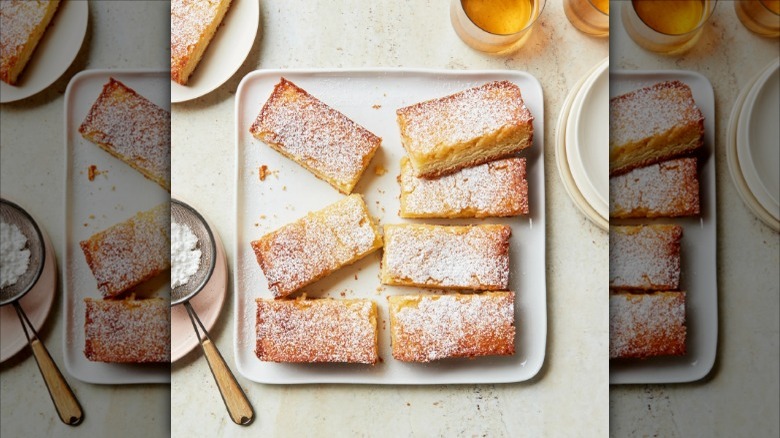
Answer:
xmin=0 ymin=1 xmax=88 ymax=103
xmin=171 ymin=0 xmax=260 ymax=103
xmin=736 ymin=59 xmax=780 ymax=221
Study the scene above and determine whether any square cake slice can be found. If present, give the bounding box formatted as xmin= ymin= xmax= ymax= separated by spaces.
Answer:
xmin=610 ymin=158 xmax=700 ymax=219
xmin=381 ymin=224 xmax=511 ymax=290
xmin=396 ymin=81 xmax=533 ymax=178
xmin=170 ymin=0 xmax=233 ymax=85
xmin=610 ymin=80 xmax=704 ymax=176
xmin=84 ymin=297 xmax=171 ymax=363
xmin=80 ymin=204 xmax=171 ymax=299
xmin=388 ymin=292 xmax=515 ymax=362
xmin=609 ymin=225 xmax=682 ymax=291
xmin=79 ymin=78 xmax=171 ymax=191
xmin=256 ymin=298 xmax=378 ymax=364
xmin=398 ymin=156 xmax=528 ymax=218
xmin=609 ymin=291 xmax=687 ymax=359
xmin=0 ymin=0 xmax=60 ymax=85
xmin=251 ymin=194 xmax=382 ymax=299
xmin=250 ymin=78 xmax=381 ymax=194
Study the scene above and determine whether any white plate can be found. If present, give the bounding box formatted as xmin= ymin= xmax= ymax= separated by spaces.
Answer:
xmin=566 ymin=58 xmax=609 ymax=222
xmin=170 ymin=0 xmax=260 ymax=103
xmin=171 ymin=211 xmax=228 ymax=362
xmin=0 ymin=211 xmax=57 ymax=363
xmin=0 ymin=1 xmax=88 ymax=103
xmin=556 ymin=58 xmax=609 ymax=231
xmin=727 ymin=62 xmax=780 ymax=232
xmin=63 ymin=70 xmax=170 ymax=384
xmin=737 ymin=59 xmax=780 ymax=221
xmin=234 ymin=69 xmax=546 ymax=385
xmin=609 ymin=71 xmax=717 ymax=385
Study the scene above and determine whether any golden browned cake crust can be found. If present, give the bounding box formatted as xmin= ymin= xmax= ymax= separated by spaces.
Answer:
xmin=610 ymin=81 xmax=704 ymax=176
xmin=249 ymin=78 xmax=382 ymax=194
xmin=610 ymin=158 xmax=700 ymax=219
xmin=0 ymin=0 xmax=60 ymax=85
xmin=79 ymin=78 xmax=171 ymax=191
xmin=251 ymin=194 xmax=383 ymax=299
xmin=170 ymin=0 xmax=233 ymax=85
xmin=398 ymin=156 xmax=528 ymax=218
xmin=396 ymin=81 xmax=533 ymax=179
xmin=84 ymin=297 xmax=171 ymax=363
xmin=255 ymin=297 xmax=378 ymax=364
xmin=381 ymin=224 xmax=511 ymax=290
xmin=80 ymin=204 xmax=170 ymax=299
xmin=609 ymin=225 xmax=682 ymax=291
xmin=609 ymin=291 xmax=686 ymax=359
xmin=388 ymin=292 xmax=515 ymax=362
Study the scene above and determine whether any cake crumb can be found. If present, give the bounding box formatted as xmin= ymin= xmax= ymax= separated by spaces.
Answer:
xmin=88 ymin=165 xmax=106 ymax=181
xmin=259 ymin=165 xmax=270 ymax=181
xmin=354 ymin=274 xmax=358 ymax=280
xmin=83 ymin=223 xmax=88 ymax=227
xmin=254 ymin=223 xmax=259 ymax=227
xmin=89 ymin=214 xmax=95 ymax=219
xmin=374 ymin=165 xmax=387 ymax=176
xmin=340 ymin=291 xmax=346 ymax=297
xmin=372 ymin=104 xmax=382 ymax=109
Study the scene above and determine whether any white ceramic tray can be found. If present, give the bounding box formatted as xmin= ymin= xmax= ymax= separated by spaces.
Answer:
xmin=63 ymin=70 xmax=170 ymax=384
xmin=234 ymin=69 xmax=546 ymax=384
xmin=0 ymin=1 xmax=88 ymax=103
xmin=171 ymin=0 xmax=259 ymax=102
xmin=609 ymin=71 xmax=718 ymax=385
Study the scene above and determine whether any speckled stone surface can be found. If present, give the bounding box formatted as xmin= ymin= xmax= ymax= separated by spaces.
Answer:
xmin=0 ymin=2 xmax=170 ymax=438
xmin=610 ymin=1 xmax=779 ymax=437
xmin=171 ymin=0 xmax=607 ymax=436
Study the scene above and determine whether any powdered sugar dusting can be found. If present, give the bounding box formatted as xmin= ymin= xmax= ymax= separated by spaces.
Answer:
xmin=610 ymin=80 xmax=703 ymax=149
xmin=399 ymin=156 xmax=528 ymax=218
xmin=390 ymin=293 xmax=515 ymax=362
xmin=609 ymin=225 xmax=682 ymax=290
xmin=250 ymin=78 xmax=381 ymax=193
xmin=396 ymin=80 xmax=533 ymax=155
xmin=84 ymin=297 xmax=171 ymax=363
xmin=251 ymin=195 xmax=381 ymax=298
xmin=609 ymin=291 xmax=686 ymax=359
xmin=382 ymin=224 xmax=510 ymax=290
xmin=171 ymin=222 xmax=201 ymax=289
xmin=0 ymin=221 xmax=30 ymax=288
xmin=80 ymin=204 xmax=171 ymax=298
xmin=79 ymin=78 xmax=171 ymax=191
xmin=256 ymin=298 xmax=377 ymax=364
xmin=610 ymin=158 xmax=700 ymax=218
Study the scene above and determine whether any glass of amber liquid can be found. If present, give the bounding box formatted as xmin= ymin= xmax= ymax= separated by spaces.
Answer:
xmin=451 ymin=0 xmax=547 ymax=53
xmin=622 ymin=0 xmax=718 ymax=54
xmin=564 ymin=0 xmax=609 ymax=36
xmin=735 ymin=0 xmax=780 ymax=37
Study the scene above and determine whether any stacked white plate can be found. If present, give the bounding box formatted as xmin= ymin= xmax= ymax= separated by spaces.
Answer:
xmin=556 ymin=58 xmax=609 ymax=231
xmin=727 ymin=58 xmax=780 ymax=232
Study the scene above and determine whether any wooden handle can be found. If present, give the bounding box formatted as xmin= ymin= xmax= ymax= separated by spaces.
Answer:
xmin=201 ymin=339 xmax=254 ymax=425
xmin=30 ymin=339 xmax=83 ymax=425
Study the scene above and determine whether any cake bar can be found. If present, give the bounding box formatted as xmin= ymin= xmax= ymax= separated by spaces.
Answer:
xmin=609 ymin=225 xmax=682 ymax=291
xmin=251 ymin=194 xmax=382 ymax=299
xmin=79 ymin=78 xmax=171 ymax=191
xmin=80 ymin=204 xmax=170 ymax=299
xmin=84 ymin=297 xmax=171 ymax=363
xmin=398 ymin=156 xmax=529 ymax=218
xmin=381 ymin=224 xmax=510 ymax=290
xmin=396 ymin=81 xmax=534 ymax=178
xmin=250 ymin=78 xmax=381 ymax=194
xmin=255 ymin=297 xmax=378 ymax=364
xmin=610 ymin=158 xmax=700 ymax=219
xmin=170 ymin=0 xmax=233 ymax=85
xmin=0 ymin=0 xmax=60 ymax=85
xmin=388 ymin=292 xmax=515 ymax=362
xmin=610 ymin=80 xmax=704 ymax=176
xmin=609 ymin=291 xmax=686 ymax=359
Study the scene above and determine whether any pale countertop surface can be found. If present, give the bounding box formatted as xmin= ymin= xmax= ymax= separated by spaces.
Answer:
xmin=609 ymin=1 xmax=780 ymax=437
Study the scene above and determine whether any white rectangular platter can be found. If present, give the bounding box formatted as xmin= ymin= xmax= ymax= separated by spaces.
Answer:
xmin=610 ymin=70 xmax=718 ymax=384
xmin=63 ymin=70 xmax=170 ymax=384
xmin=234 ymin=69 xmax=546 ymax=384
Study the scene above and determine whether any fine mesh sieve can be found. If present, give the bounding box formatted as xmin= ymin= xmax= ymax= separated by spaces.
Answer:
xmin=171 ymin=199 xmax=216 ymax=305
xmin=0 ymin=199 xmax=45 ymax=306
